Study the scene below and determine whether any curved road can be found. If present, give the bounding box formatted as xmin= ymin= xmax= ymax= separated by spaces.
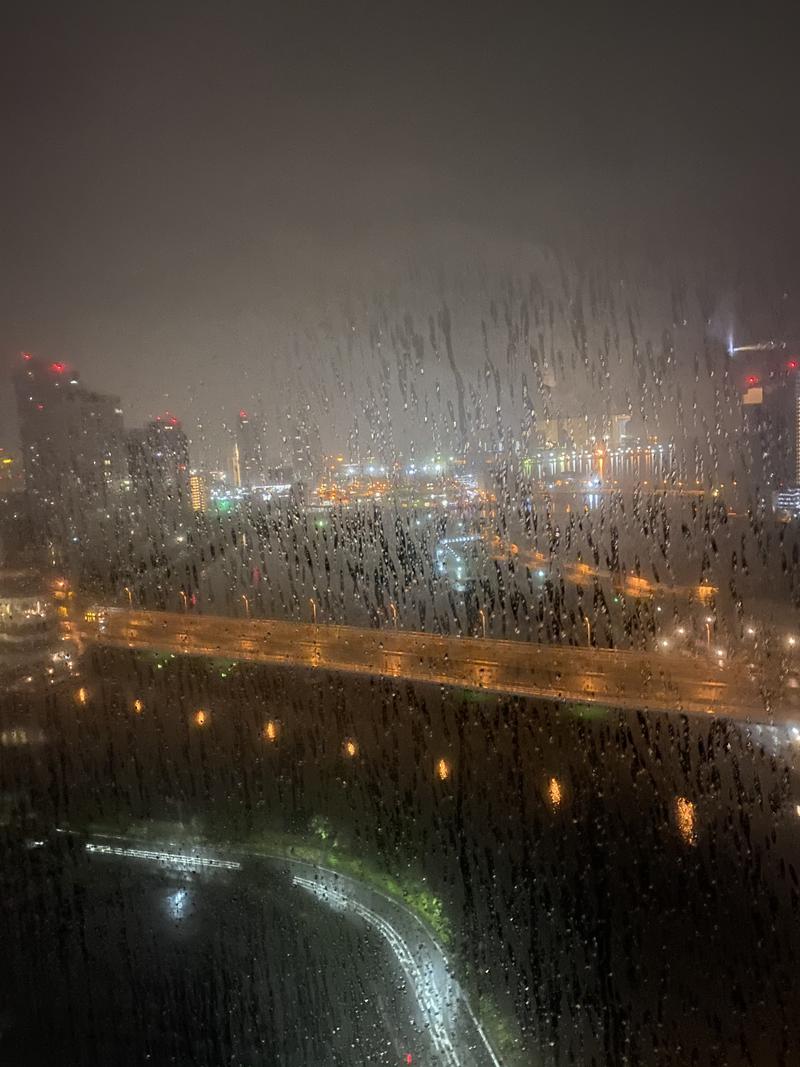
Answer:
xmin=77 ymin=833 xmax=501 ymax=1067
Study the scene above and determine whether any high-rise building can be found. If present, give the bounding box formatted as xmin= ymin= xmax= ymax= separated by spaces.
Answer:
xmin=0 ymin=568 xmax=60 ymax=679
xmin=609 ymin=414 xmax=631 ymax=448
xmin=126 ymin=415 xmax=192 ymax=529
xmin=287 ymin=406 xmax=320 ymax=485
xmin=732 ymin=344 xmax=800 ymax=490
xmin=0 ymin=449 xmax=23 ymax=491
xmin=235 ymin=410 xmax=266 ymax=487
xmin=13 ymin=353 xmax=127 ymax=543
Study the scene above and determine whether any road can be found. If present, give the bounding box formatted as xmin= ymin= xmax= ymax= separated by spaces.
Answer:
xmin=72 ymin=833 xmax=499 ymax=1066
xmin=490 ymin=536 xmax=717 ymax=604
xmin=73 ymin=607 xmax=800 ymax=721
xmin=255 ymin=852 xmax=500 ymax=1067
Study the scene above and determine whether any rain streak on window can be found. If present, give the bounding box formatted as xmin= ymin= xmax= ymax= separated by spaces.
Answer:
xmin=1 ymin=5 xmax=799 ymax=1066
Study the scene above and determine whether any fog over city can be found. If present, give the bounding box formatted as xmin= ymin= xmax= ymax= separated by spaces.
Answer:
xmin=2 ymin=4 xmax=799 ymax=459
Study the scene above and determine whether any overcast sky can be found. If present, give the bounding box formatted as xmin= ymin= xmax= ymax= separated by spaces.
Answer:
xmin=2 ymin=1 xmax=799 ymax=461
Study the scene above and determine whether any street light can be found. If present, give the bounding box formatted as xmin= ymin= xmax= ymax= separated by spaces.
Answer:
xmin=705 ymin=616 xmax=714 ymax=646
xmin=309 ymin=598 xmax=317 ymax=625
xmin=478 ymin=608 xmax=487 ymax=638
xmin=123 ymin=586 xmax=132 ymax=606
xmin=584 ymin=615 xmax=591 ymax=646
xmin=179 ymin=591 xmax=188 ymax=611
xmin=241 ymin=593 xmax=250 ymax=617
xmin=675 ymin=796 xmax=697 ymax=846
xmin=389 ymin=602 xmax=398 ymax=628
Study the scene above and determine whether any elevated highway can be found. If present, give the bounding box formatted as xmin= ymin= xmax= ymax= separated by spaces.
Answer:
xmin=72 ymin=607 xmax=800 ymax=721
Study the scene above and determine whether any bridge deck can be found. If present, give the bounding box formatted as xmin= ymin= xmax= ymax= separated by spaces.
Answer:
xmin=74 ymin=608 xmax=796 ymax=722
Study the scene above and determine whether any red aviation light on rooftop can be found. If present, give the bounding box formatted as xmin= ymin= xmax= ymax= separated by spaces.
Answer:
xmin=49 ymin=361 xmax=66 ymax=374
xmin=21 ymin=351 xmax=33 ymax=361
xmin=787 ymin=360 xmax=799 ymax=370
xmin=746 ymin=375 xmax=759 ymax=386
xmin=239 ymin=409 xmax=248 ymax=419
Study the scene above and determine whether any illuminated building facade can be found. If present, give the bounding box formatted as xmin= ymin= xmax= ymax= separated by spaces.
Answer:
xmin=0 ymin=569 xmax=59 ymax=676
xmin=189 ymin=473 xmax=209 ymax=512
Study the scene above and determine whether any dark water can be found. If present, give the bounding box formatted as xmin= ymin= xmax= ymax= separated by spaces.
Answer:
xmin=3 ymin=647 xmax=800 ymax=1065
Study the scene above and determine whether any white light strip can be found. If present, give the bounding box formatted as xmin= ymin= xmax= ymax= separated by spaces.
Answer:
xmin=85 ymin=842 xmax=241 ymax=871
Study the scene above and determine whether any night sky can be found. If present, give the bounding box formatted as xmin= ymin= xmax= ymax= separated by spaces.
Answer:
xmin=2 ymin=1 xmax=799 ymax=460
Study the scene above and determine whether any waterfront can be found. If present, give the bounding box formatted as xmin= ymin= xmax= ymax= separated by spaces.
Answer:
xmin=3 ymin=649 xmax=800 ymax=1064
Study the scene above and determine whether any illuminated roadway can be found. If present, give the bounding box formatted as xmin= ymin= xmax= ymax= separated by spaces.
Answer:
xmin=73 ymin=607 xmax=800 ymax=721
xmin=79 ymin=832 xmax=500 ymax=1067
xmin=490 ymin=536 xmax=718 ymax=604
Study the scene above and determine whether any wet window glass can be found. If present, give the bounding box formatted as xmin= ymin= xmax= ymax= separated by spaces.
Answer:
xmin=2 ymin=5 xmax=799 ymax=1065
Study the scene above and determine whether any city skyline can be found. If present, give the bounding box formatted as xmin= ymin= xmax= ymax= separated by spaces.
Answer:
xmin=2 ymin=4 xmax=800 ymax=465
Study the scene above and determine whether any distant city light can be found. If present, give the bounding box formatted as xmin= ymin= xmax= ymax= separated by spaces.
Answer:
xmin=343 ymin=738 xmax=359 ymax=758
xmin=193 ymin=709 xmax=209 ymax=727
xmin=133 ymin=698 xmax=144 ymax=714
xmin=436 ymin=757 xmax=451 ymax=781
xmin=263 ymin=720 xmax=279 ymax=742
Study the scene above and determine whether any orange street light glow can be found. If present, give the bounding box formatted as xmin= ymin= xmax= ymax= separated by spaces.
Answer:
xmin=675 ymin=796 xmax=697 ymax=845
